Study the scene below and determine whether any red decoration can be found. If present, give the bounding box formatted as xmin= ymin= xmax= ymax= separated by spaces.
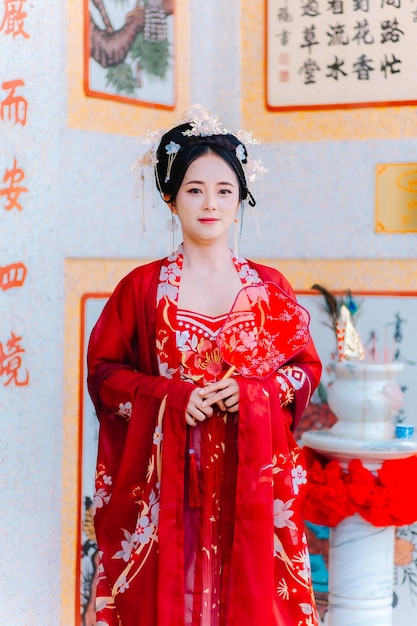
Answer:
xmin=0 ymin=262 xmax=27 ymax=290
xmin=302 ymin=447 xmax=417 ymax=527
xmin=216 ymin=281 xmax=310 ymax=379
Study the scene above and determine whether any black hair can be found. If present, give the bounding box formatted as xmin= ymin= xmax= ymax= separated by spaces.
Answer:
xmin=155 ymin=122 xmax=256 ymax=206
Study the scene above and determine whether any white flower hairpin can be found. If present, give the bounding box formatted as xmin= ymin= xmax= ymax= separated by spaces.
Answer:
xmin=181 ymin=103 xmax=229 ymax=137
xmin=236 ymin=129 xmax=260 ymax=147
xmin=131 ymin=128 xmax=163 ymax=172
xmin=164 ymin=141 xmax=181 ymax=182
xmin=235 ymin=144 xmax=246 ymax=163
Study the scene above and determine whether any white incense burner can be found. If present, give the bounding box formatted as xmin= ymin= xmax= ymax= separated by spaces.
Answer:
xmin=326 ymin=361 xmax=404 ymax=441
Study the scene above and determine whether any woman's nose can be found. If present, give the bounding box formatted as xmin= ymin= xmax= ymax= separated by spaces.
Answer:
xmin=204 ymin=192 xmax=217 ymax=210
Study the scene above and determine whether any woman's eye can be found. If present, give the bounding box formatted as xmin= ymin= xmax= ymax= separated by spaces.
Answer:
xmin=188 ymin=188 xmax=201 ymax=194
xmin=219 ymin=189 xmax=232 ymax=194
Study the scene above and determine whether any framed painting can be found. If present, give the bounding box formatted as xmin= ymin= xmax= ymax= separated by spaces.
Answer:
xmin=67 ymin=1 xmax=189 ymax=136
xmin=84 ymin=0 xmax=176 ymax=109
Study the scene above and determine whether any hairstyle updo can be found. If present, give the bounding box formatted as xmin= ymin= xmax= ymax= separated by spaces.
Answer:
xmin=155 ymin=123 xmax=256 ymax=206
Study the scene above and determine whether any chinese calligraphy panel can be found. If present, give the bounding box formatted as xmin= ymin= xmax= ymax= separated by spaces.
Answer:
xmin=266 ymin=0 xmax=417 ymax=110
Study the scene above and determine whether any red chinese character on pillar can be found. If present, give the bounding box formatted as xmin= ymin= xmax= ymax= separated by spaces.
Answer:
xmin=0 ymin=0 xmax=29 ymax=38
xmin=0 ymin=262 xmax=27 ymax=289
xmin=0 ymin=331 xmax=29 ymax=386
xmin=0 ymin=157 xmax=28 ymax=210
xmin=1 ymin=79 xmax=28 ymax=125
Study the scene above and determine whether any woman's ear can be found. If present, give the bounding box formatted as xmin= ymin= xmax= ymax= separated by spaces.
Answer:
xmin=167 ymin=201 xmax=176 ymax=214
xmin=164 ymin=195 xmax=175 ymax=213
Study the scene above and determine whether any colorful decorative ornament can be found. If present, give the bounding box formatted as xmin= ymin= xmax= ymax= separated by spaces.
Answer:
xmin=336 ymin=304 xmax=365 ymax=361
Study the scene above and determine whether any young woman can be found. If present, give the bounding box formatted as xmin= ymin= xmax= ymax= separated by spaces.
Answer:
xmin=87 ymin=106 xmax=322 ymax=626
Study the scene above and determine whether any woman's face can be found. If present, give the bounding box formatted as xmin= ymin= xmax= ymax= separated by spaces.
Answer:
xmin=170 ymin=152 xmax=240 ymax=246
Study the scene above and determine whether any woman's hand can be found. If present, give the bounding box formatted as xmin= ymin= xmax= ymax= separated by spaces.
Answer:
xmin=199 ymin=378 xmax=240 ymax=414
xmin=185 ymin=387 xmax=214 ymax=427
xmin=185 ymin=378 xmax=240 ymax=426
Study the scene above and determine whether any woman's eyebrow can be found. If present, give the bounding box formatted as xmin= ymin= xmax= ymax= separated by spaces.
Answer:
xmin=184 ymin=180 xmax=235 ymax=186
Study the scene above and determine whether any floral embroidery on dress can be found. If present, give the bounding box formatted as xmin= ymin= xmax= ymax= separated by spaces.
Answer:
xmin=270 ymin=444 xmax=316 ymax=624
xmin=180 ymin=333 xmax=224 ymax=383
xmin=114 ymin=490 xmax=159 ymax=563
xmin=275 ymin=370 xmax=295 ymax=406
xmin=292 ymin=464 xmax=308 ymax=495
xmin=294 ymin=546 xmax=313 ymax=584
xmin=156 ymin=356 xmax=176 ymax=379
xmin=157 ymin=260 xmax=182 ymax=302
xmin=155 ymin=246 xmax=262 ymax=386
xmin=154 ymin=248 xmax=266 ymax=625
xmin=94 ymin=463 xmax=113 ymax=513
xmin=274 ymin=498 xmax=297 ymax=530
xmin=94 ymin=402 xmax=166 ymax=618
xmin=152 ymin=248 xmax=318 ymax=626
xmin=116 ymin=401 xmax=132 ymax=421
xmin=236 ymin=259 xmax=263 ymax=284
xmin=277 ymin=577 xmax=290 ymax=599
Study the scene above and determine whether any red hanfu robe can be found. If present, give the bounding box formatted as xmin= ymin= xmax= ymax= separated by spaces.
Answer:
xmin=87 ymin=249 xmax=322 ymax=626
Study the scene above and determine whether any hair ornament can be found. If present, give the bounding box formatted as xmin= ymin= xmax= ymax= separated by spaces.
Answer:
xmin=131 ymin=128 xmax=164 ymax=231
xmin=236 ymin=129 xmax=260 ymax=147
xmin=181 ymin=103 xmax=229 ymax=137
xmin=246 ymin=158 xmax=268 ymax=183
xmin=132 ymin=104 xmax=267 ymax=186
xmin=235 ymin=144 xmax=246 ymax=163
xmin=131 ymin=128 xmax=163 ymax=171
xmin=165 ymin=140 xmax=181 ymax=154
xmin=166 ymin=215 xmax=179 ymax=232
xmin=164 ymin=140 xmax=181 ymax=182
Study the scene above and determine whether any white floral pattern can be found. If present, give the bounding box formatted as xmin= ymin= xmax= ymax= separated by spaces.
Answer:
xmin=274 ymin=498 xmax=297 ymax=530
xmin=116 ymin=401 xmax=132 ymax=420
xmin=94 ymin=400 xmax=166 ymax=619
xmin=292 ymin=464 xmax=308 ymax=495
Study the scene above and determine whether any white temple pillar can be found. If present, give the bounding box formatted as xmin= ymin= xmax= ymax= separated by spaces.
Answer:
xmin=327 ymin=514 xmax=395 ymax=626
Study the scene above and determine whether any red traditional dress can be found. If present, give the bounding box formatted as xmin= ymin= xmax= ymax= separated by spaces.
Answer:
xmin=87 ymin=247 xmax=322 ymax=626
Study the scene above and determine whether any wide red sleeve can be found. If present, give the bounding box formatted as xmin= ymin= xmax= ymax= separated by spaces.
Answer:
xmin=88 ymin=263 xmax=161 ymax=412
xmin=87 ymin=262 xmax=194 ymax=413
xmin=87 ymin=262 xmax=192 ymax=484
xmin=86 ymin=262 xmax=195 ymax=626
